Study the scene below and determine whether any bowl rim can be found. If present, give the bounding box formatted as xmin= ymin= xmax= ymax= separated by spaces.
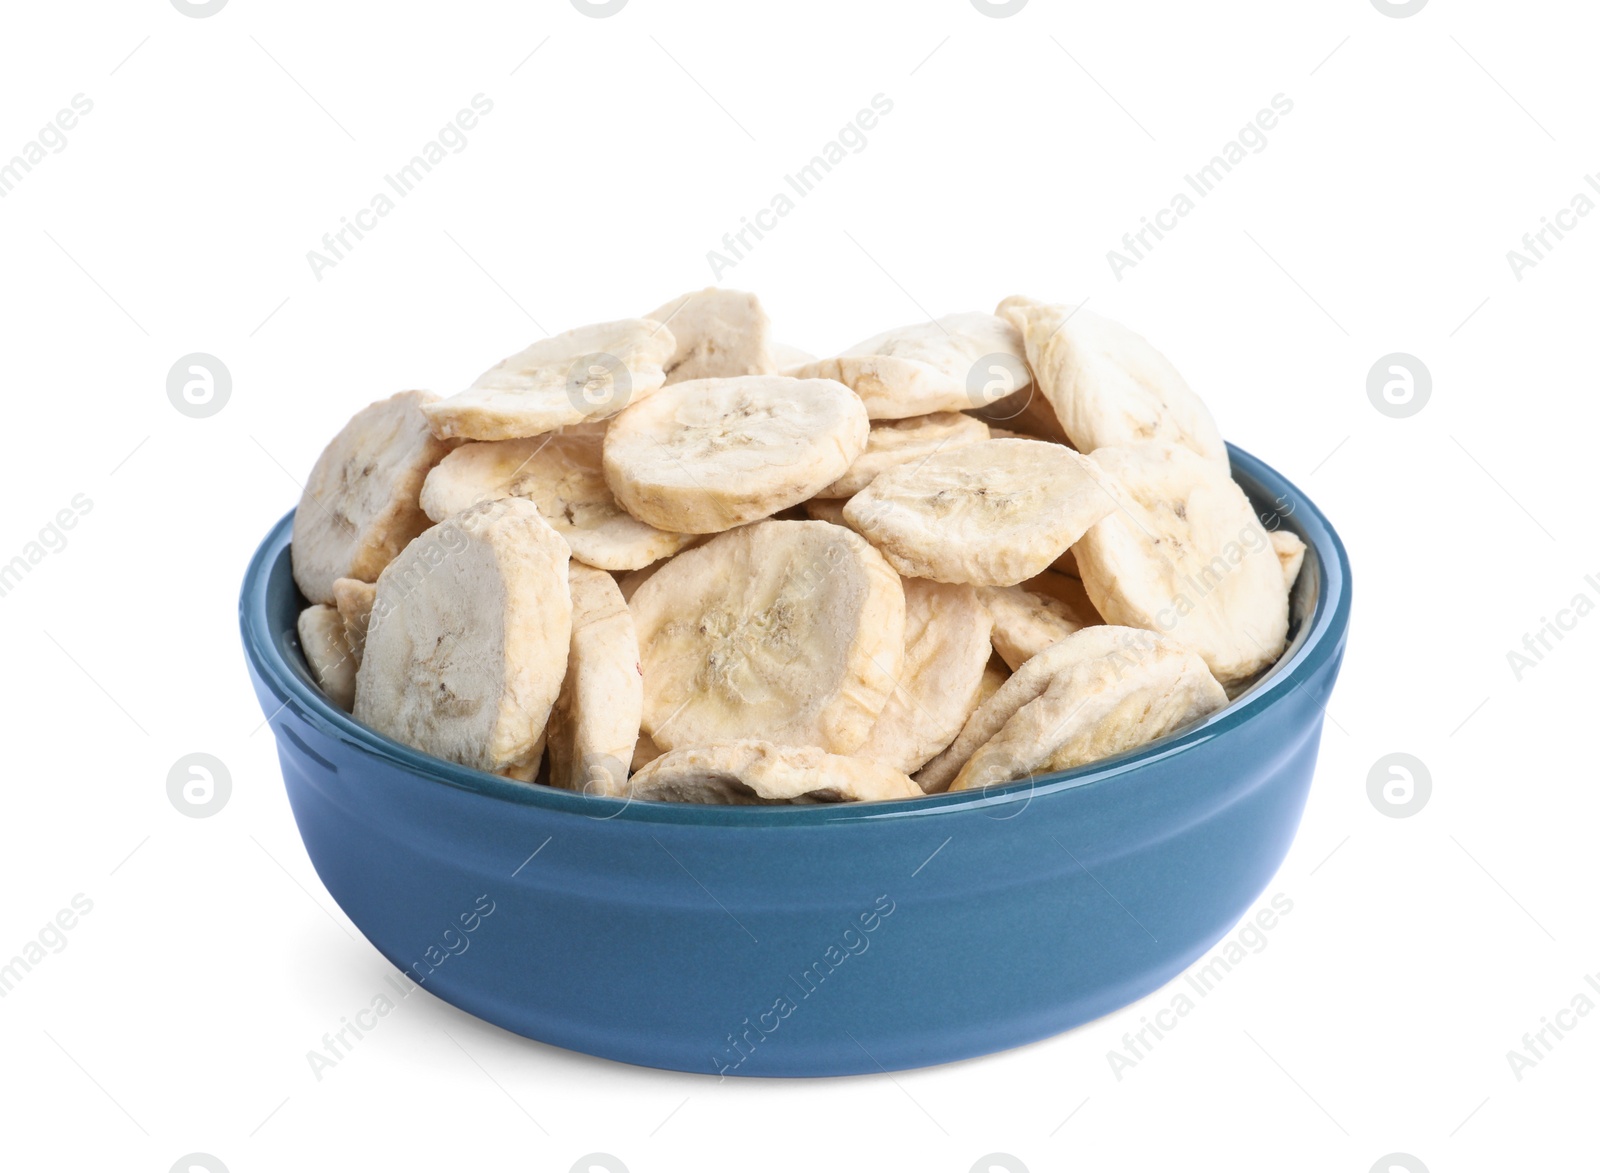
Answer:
xmin=240 ymin=442 xmax=1351 ymax=827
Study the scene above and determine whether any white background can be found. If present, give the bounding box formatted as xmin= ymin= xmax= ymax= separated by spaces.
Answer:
xmin=1 ymin=1 xmax=1594 ymax=1170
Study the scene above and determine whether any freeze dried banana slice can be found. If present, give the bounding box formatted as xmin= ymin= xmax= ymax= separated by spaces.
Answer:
xmin=1075 ymin=442 xmax=1288 ymax=684
xmin=816 ymin=412 xmax=990 ymax=498
xmin=423 ymin=319 xmax=676 ymax=442
xmin=645 ymin=287 xmax=777 ymax=384
xmin=546 ymin=563 xmax=642 ymax=797
xmin=843 ymin=438 xmax=1115 ymax=586
xmin=946 ymin=626 xmax=1226 ymax=792
xmin=1270 ymin=529 xmax=1306 ymax=591
xmin=787 ymin=312 xmax=1030 ymax=419
xmin=979 ymin=582 xmax=1093 ymax=671
xmin=291 ymin=390 xmax=455 ymax=604
xmin=298 ymin=604 xmax=358 ymax=711
xmin=999 ymin=296 xmax=1227 ymax=468
xmin=916 ymin=633 xmax=1085 ymax=792
xmin=419 ymin=428 xmax=695 ymax=570
xmin=603 ymin=375 xmax=869 ymax=534
xmin=855 ymin=579 xmax=994 ymax=774
xmin=331 ymin=577 xmax=377 ymax=668
xmin=353 ymin=498 xmax=572 ymax=775
xmin=628 ymin=740 xmax=921 ymax=804
xmin=804 ymin=497 xmax=851 ymax=526
xmin=630 ymin=520 xmax=905 ymax=753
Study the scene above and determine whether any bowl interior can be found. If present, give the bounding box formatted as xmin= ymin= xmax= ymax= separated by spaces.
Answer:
xmin=241 ymin=443 xmax=1350 ymax=825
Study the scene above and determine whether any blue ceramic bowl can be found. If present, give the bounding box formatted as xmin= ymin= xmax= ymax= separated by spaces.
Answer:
xmin=240 ymin=443 xmax=1349 ymax=1077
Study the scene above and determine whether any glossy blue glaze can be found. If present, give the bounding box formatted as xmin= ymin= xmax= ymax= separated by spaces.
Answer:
xmin=240 ymin=444 xmax=1349 ymax=1077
